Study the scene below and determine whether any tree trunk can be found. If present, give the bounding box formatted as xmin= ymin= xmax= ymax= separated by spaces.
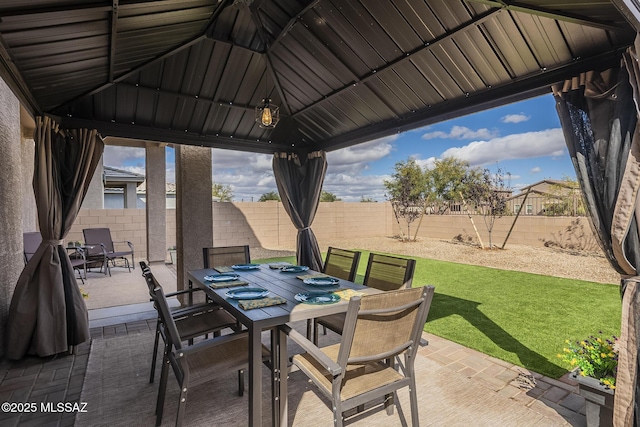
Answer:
xmin=459 ymin=192 xmax=484 ymax=249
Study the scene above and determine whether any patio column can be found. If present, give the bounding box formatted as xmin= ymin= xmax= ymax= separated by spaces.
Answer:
xmin=20 ymin=133 xmax=36 ymax=231
xmin=82 ymin=155 xmax=104 ymax=209
xmin=175 ymin=145 xmax=212 ymax=300
xmin=124 ymin=182 xmax=138 ymax=208
xmin=0 ymin=78 xmax=24 ymax=357
xmin=145 ymin=142 xmax=166 ymax=263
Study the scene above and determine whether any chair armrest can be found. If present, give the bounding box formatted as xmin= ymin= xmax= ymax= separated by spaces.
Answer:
xmin=281 ymin=324 xmax=342 ymax=376
xmin=83 ymin=243 xmax=108 ymax=256
xmin=113 ymin=240 xmax=134 ymax=250
xmin=176 ymin=330 xmax=248 ymax=356
xmin=165 ymin=288 xmax=204 ymax=298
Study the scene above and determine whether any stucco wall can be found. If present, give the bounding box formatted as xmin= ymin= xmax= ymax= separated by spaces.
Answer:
xmin=69 ymin=202 xmax=598 ymax=262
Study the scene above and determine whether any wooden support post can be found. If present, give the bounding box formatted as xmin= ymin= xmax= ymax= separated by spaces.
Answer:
xmin=501 ymin=189 xmax=531 ymax=249
xmin=459 ymin=192 xmax=484 ymax=249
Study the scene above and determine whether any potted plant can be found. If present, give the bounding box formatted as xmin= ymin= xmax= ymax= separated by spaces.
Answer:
xmin=558 ymin=332 xmax=618 ymax=427
xmin=167 ymin=246 xmax=177 ymax=264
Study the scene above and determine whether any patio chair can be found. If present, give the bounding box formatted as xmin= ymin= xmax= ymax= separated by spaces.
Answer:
xmin=23 ymin=231 xmax=42 ymax=264
xmin=24 ymin=232 xmax=87 ymax=283
xmin=202 ymin=245 xmax=251 ymax=269
xmin=83 ymin=227 xmax=134 ymax=275
xmin=322 ymin=247 xmax=361 ymax=281
xmin=306 ymin=247 xmax=361 ymax=338
xmin=286 ymin=285 xmax=435 ymax=427
xmin=140 ymin=261 xmax=239 ymax=384
xmin=66 ymin=244 xmax=87 ymax=284
xmin=148 ymin=272 xmax=270 ymax=427
xmin=313 ymin=253 xmax=416 ymax=344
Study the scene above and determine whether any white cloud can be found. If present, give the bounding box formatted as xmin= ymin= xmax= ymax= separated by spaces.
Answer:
xmin=530 ymin=166 xmax=541 ymax=173
xmin=413 ymin=156 xmax=437 ymax=171
xmin=422 ymin=125 xmax=498 ymax=140
xmin=323 ymin=173 xmax=390 ymax=202
xmin=501 ymin=113 xmax=530 ymax=124
xmin=207 ymin=139 xmax=395 ymax=202
xmin=440 ymin=128 xmax=566 ymax=166
xmin=103 ymin=146 xmax=145 ymax=167
xmin=326 ymin=136 xmax=395 ymax=174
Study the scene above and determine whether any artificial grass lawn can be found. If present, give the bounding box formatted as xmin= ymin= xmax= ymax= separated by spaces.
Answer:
xmin=254 ymin=252 xmax=621 ymax=379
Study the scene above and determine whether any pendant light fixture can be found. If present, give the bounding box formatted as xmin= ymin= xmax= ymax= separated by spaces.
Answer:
xmin=255 ymin=70 xmax=279 ymax=128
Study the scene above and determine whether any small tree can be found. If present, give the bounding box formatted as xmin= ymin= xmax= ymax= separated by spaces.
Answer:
xmin=320 ymin=190 xmax=341 ymax=202
xmin=360 ymin=196 xmax=376 ymax=202
xmin=464 ymin=168 xmax=510 ymax=249
xmin=258 ymin=191 xmax=281 ymax=202
xmin=543 ymin=177 xmax=585 ymax=216
xmin=212 ymin=183 xmax=233 ymax=201
xmin=384 ymin=158 xmax=428 ymax=241
xmin=425 ymin=157 xmax=473 ymax=214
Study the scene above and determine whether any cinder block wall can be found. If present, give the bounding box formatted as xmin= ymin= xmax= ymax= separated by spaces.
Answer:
xmin=68 ymin=203 xmax=599 ymax=262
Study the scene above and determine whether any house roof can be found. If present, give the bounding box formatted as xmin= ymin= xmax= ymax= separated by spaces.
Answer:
xmin=103 ymin=166 xmax=145 ymax=185
xmin=517 ymin=179 xmax=579 ymax=192
xmin=1 ymin=1 xmax=638 ymax=155
xmin=136 ymin=181 xmax=176 ymax=195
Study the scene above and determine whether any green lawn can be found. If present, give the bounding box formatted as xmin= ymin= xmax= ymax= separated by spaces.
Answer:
xmin=254 ymin=251 xmax=621 ymax=379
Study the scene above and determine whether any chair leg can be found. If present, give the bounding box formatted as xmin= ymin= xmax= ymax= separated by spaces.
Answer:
xmin=150 ymin=322 xmax=161 ymax=383
xmin=384 ymin=393 xmax=394 ymax=415
xmin=313 ymin=320 xmax=319 ymax=346
xmin=238 ymin=369 xmax=244 ymax=396
xmin=176 ymin=385 xmax=187 ymax=427
xmin=155 ymin=356 xmax=170 ymax=425
xmin=409 ymin=376 xmax=420 ymax=427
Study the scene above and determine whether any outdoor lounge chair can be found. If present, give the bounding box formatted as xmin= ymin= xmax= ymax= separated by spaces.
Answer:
xmin=286 ymin=286 xmax=435 ymax=427
xmin=83 ymin=227 xmax=134 ymax=274
xmin=147 ymin=269 xmax=270 ymax=427
xmin=140 ymin=261 xmax=239 ymax=384
xmin=202 ymin=245 xmax=251 ymax=269
xmin=313 ymin=253 xmax=416 ymax=344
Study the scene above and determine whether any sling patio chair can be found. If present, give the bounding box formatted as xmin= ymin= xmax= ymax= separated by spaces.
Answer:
xmin=313 ymin=253 xmax=416 ymax=344
xmin=285 ymin=285 xmax=435 ymax=427
xmin=148 ymin=272 xmax=270 ymax=427
xmin=83 ymin=227 xmax=134 ymax=275
xmin=202 ymin=245 xmax=251 ymax=269
xmin=322 ymin=247 xmax=361 ymax=281
xmin=140 ymin=261 xmax=239 ymax=384
xmin=306 ymin=247 xmax=361 ymax=338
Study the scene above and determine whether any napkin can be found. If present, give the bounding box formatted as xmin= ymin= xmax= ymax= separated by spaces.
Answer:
xmin=269 ymin=262 xmax=292 ymax=269
xmin=296 ymin=273 xmax=329 ymax=280
xmin=206 ymin=280 xmax=249 ymax=289
xmin=332 ymin=289 xmax=364 ymax=300
xmin=214 ymin=266 xmax=235 ymax=273
xmin=238 ymin=296 xmax=287 ymax=310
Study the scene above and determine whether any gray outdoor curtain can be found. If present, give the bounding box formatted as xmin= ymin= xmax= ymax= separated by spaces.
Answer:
xmin=273 ymin=151 xmax=327 ymax=271
xmin=553 ymin=35 xmax=640 ymax=427
xmin=5 ymin=116 xmax=104 ymax=359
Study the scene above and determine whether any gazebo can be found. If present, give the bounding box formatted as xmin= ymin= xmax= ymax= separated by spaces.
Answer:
xmin=1 ymin=1 xmax=640 ymax=425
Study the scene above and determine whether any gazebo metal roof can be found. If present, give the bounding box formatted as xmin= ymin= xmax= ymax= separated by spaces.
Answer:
xmin=0 ymin=0 xmax=637 ymax=154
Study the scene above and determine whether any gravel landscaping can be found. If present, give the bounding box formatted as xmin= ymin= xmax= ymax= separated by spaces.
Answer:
xmin=253 ymin=235 xmax=621 ymax=285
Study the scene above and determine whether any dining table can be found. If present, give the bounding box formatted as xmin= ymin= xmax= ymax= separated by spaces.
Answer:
xmin=188 ymin=263 xmax=377 ymax=427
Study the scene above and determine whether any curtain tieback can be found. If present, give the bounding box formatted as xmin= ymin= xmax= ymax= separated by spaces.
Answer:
xmin=300 ymin=227 xmax=311 ymax=231
xmin=44 ymin=239 xmax=64 ymax=246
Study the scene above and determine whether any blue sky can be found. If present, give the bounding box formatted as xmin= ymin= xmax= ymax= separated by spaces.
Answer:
xmin=104 ymin=93 xmax=574 ymax=202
